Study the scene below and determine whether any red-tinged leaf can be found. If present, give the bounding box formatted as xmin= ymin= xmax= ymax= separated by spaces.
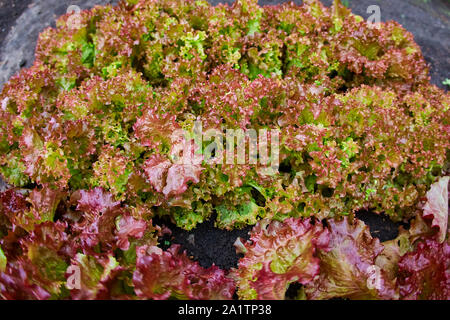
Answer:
xmin=305 ymin=217 xmax=398 ymax=300
xmin=133 ymin=107 xmax=180 ymax=150
xmin=19 ymin=222 xmax=72 ymax=295
xmin=91 ymin=145 xmax=134 ymax=199
xmin=72 ymin=188 xmax=156 ymax=252
xmin=0 ymin=189 xmax=29 ymax=230
xmin=19 ymin=127 xmax=71 ymax=188
xmin=398 ymin=239 xmax=450 ymax=300
xmin=232 ymin=218 xmax=330 ymax=300
xmin=422 ymin=176 xmax=449 ymax=243
xmin=133 ymin=246 xmax=177 ymax=300
xmin=0 ymin=187 xmax=63 ymax=232
xmin=72 ymin=188 xmax=122 ymax=250
xmin=67 ymin=253 xmax=122 ymax=300
xmin=182 ymin=264 xmax=235 ymax=300
xmin=143 ymin=154 xmax=203 ymax=198
xmin=163 ymin=164 xmax=203 ymax=197
xmin=143 ymin=155 xmax=172 ymax=193
xmin=0 ymin=0 xmax=449 ymax=301
xmin=408 ymin=211 xmax=435 ymax=243
xmin=0 ymin=229 xmax=24 ymax=264
xmin=0 ymin=61 xmax=54 ymax=116
xmin=74 ymin=187 xmax=120 ymax=218
xmin=27 ymin=185 xmax=65 ymax=223
xmin=19 ymin=128 xmax=43 ymax=178
xmin=21 ymin=221 xmax=72 ymax=260
xmin=133 ymin=245 xmax=234 ymax=300
xmin=115 ymin=213 xmax=148 ymax=251
xmin=74 ymin=206 xmax=121 ymax=250
xmin=0 ymin=261 xmax=51 ymax=300
xmin=375 ymin=231 xmax=411 ymax=282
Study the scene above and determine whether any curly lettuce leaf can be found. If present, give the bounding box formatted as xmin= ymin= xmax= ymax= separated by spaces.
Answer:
xmin=215 ymin=200 xmax=262 ymax=230
xmin=232 ymin=218 xmax=330 ymax=300
xmin=0 ymin=187 xmax=64 ymax=232
xmin=305 ymin=217 xmax=398 ymax=300
xmin=422 ymin=176 xmax=449 ymax=243
xmin=0 ymin=261 xmax=51 ymax=300
xmin=116 ymin=212 xmax=148 ymax=251
xmin=68 ymin=253 xmax=122 ymax=300
xmin=133 ymin=245 xmax=235 ymax=300
xmin=74 ymin=187 xmax=121 ymax=217
xmin=72 ymin=188 xmax=156 ymax=252
xmin=20 ymin=222 xmax=72 ymax=296
xmin=143 ymin=154 xmax=203 ymax=198
xmin=397 ymin=239 xmax=449 ymax=300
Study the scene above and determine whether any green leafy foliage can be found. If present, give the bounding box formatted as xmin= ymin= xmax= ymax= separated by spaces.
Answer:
xmin=0 ymin=0 xmax=448 ymax=300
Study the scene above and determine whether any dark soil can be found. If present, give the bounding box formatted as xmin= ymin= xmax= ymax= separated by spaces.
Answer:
xmin=0 ymin=0 xmax=448 ymax=270
xmin=156 ymin=215 xmax=251 ymax=269
xmin=154 ymin=210 xmax=403 ymax=270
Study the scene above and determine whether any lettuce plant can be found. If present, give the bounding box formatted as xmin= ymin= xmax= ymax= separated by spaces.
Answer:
xmin=0 ymin=0 xmax=448 ymax=300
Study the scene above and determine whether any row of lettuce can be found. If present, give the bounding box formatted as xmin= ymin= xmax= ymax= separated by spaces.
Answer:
xmin=0 ymin=0 xmax=448 ymax=299
xmin=0 ymin=176 xmax=448 ymax=299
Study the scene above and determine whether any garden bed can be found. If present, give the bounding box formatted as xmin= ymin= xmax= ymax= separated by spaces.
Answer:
xmin=0 ymin=0 xmax=448 ymax=300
